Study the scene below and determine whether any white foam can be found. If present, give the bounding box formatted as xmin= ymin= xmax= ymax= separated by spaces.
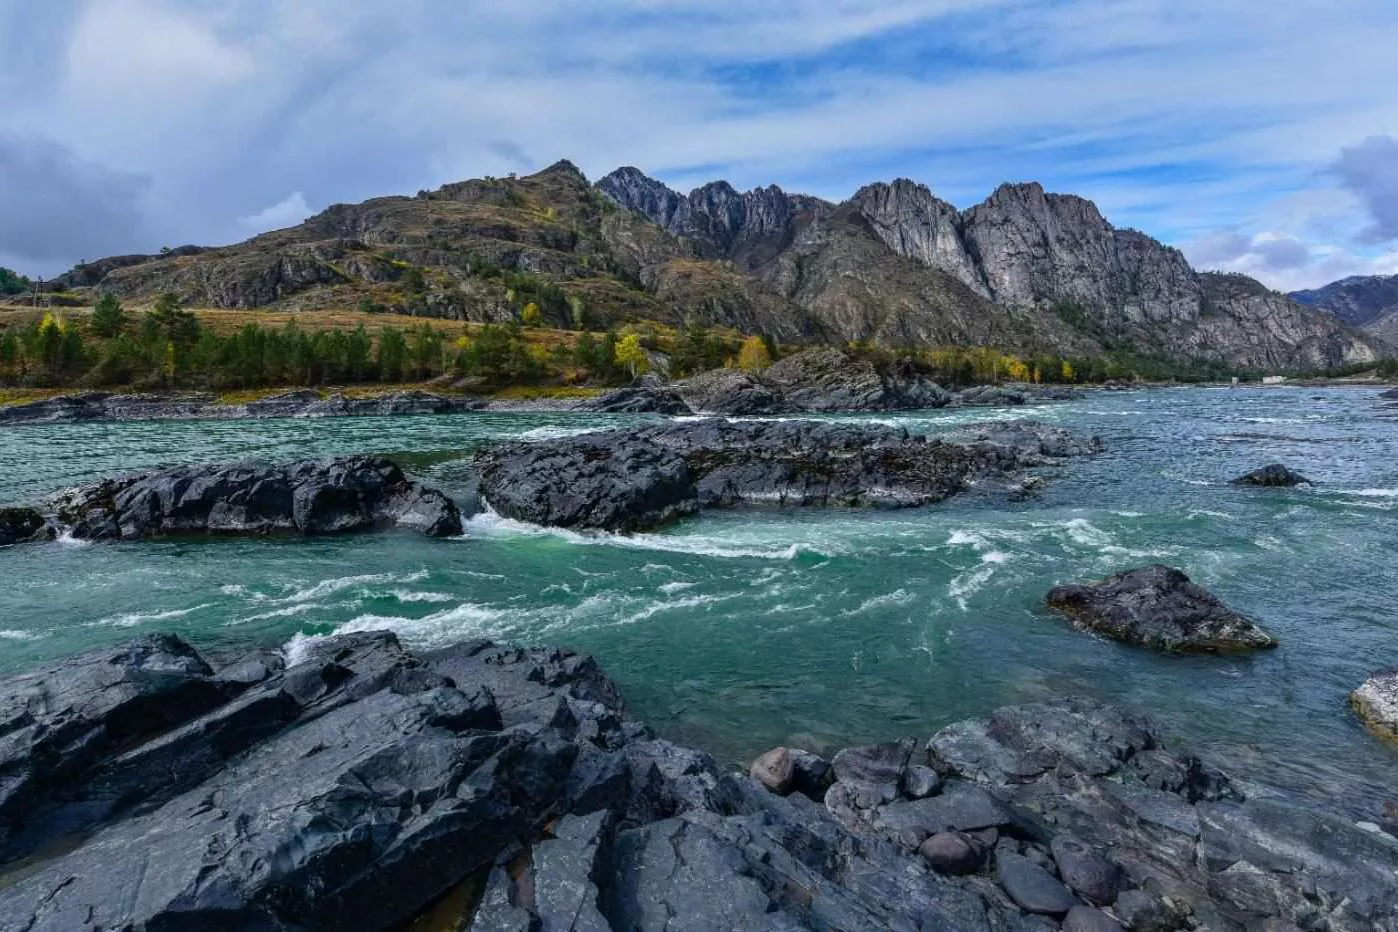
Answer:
xmin=462 ymin=508 xmax=827 ymax=561
xmin=1346 ymin=488 xmax=1398 ymax=498
xmin=280 ymin=569 xmax=429 ymax=604
xmin=1063 ymin=518 xmax=1113 ymax=548
xmin=391 ymin=590 xmax=455 ymax=604
xmin=283 ymin=632 xmax=328 ymax=667
xmin=659 ymin=581 xmax=697 ymax=595
xmin=89 ymin=603 xmax=213 ymax=629
xmin=843 ymin=588 xmax=916 ymax=616
xmin=619 ymin=592 xmax=740 ymax=625
xmin=512 ymin=425 xmax=607 ymax=441
xmin=0 ymin=629 xmax=43 ymax=641
xmin=231 ymin=603 xmax=321 ymax=625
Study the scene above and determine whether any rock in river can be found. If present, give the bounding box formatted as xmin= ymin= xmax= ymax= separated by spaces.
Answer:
xmin=0 ymin=507 xmax=52 ymax=546
xmin=1045 ymin=564 xmax=1278 ymax=653
xmin=1232 ymin=463 xmax=1311 ymax=487
xmin=46 ymin=455 xmax=462 ymax=541
xmin=1352 ymin=669 xmax=1398 ymax=740
xmin=475 ymin=418 xmax=1102 ymax=532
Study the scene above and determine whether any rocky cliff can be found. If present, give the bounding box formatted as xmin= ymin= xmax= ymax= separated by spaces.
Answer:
xmin=1292 ymin=274 xmax=1398 ymax=327
xmin=43 ymin=161 xmax=1389 ymax=372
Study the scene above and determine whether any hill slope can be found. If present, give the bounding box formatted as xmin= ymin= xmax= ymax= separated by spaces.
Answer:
xmin=43 ymin=161 xmax=1387 ymax=372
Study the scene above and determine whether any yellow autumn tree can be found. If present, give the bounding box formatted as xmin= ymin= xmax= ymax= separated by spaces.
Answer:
xmin=614 ymin=332 xmax=650 ymax=379
xmin=1003 ymin=356 xmax=1031 ymax=382
xmin=736 ymin=335 xmax=772 ymax=373
xmin=1061 ymin=360 xmax=1075 ymax=382
xmin=521 ymin=303 xmax=541 ymax=326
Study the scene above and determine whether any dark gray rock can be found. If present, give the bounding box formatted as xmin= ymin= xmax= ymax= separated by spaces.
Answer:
xmin=955 ymin=384 xmax=1027 ymax=407
xmin=46 ymin=456 xmax=462 ymax=541
xmin=1063 ymin=905 xmax=1126 ymax=932
xmin=1111 ymin=890 xmax=1185 ymax=932
xmin=476 ymin=417 xmax=1102 ymax=531
xmin=873 ymin=784 xmax=1019 ymax=844
xmin=1232 ymin=463 xmax=1310 ymax=487
xmin=531 ymin=810 xmax=613 ymax=931
xmin=788 ymin=749 xmax=834 ymax=802
xmin=673 ymin=367 xmax=791 ymax=415
xmin=829 ymin=738 xmax=915 ymax=815
xmin=763 ymin=348 xmax=950 ymax=411
xmin=996 ymin=852 xmax=1081 ymax=916
xmin=946 ymin=419 xmax=1105 ymax=464
xmin=920 ymin=831 xmax=984 ymax=875
xmin=1050 ymin=836 xmax=1123 ymax=905
xmin=0 ymin=507 xmax=52 ymax=545
xmin=902 ymin=763 xmax=942 ymax=799
xmin=1045 ymin=564 xmax=1278 ymax=653
xmin=576 ymin=379 xmax=692 ymax=414
xmin=1352 ymin=668 xmax=1398 ymax=740
xmin=0 ymin=390 xmax=483 ymax=426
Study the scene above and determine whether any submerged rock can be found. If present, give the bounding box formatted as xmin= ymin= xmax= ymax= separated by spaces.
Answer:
xmin=1045 ymin=564 xmax=1279 ymax=653
xmin=1352 ymin=669 xmax=1398 ymax=740
xmin=475 ymin=418 xmax=1101 ymax=532
xmin=47 ymin=456 xmax=462 ymax=541
xmin=1232 ymin=463 xmax=1311 ymax=486
xmin=0 ymin=507 xmax=52 ymax=545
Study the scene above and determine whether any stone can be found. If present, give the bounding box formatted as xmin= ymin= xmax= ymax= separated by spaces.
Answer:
xmin=902 ymin=763 xmax=942 ymax=799
xmin=0 ymin=507 xmax=52 ymax=546
xmin=1232 ymin=464 xmax=1310 ymax=487
xmin=1045 ymin=564 xmax=1278 ymax=653
xmin=1351 ymin=668 xmax=1398 ymax=740
xmin=1062 ymin=905 xmax=1126 ymax=932
xmin=46 ymin=456 xmax=462 ymax=541
xmin=830 ymin=738 xmax=915 ymax=808
xmin=577 ymin=379 xmax=692 ymax=414
xmin=1051 ymin=835 xmax=1123 ymax=905
xmin=788 ymin=749 xmax=834 ymax=801
xmin=762 ymin=348 xmax=950 ymax=412
xmin=0 ymin=390 xmax=483 ymax=426
xmin=996 ymin=851 xmax=1082 ymax=916
xmin=946 ymin=420 xmax=1106 ymax=463
xmin=919 ymin=831 xmax=984 ymax=875
xmin=955 ymin=384 xmax=1027 ymax=407
xmin=1111 ymin=890 xmax=1184 ymax=932
xmin=750 ymin=746 xmax=796 ymax=794
xmin=673 ymin=367 xmax=791 ymax=415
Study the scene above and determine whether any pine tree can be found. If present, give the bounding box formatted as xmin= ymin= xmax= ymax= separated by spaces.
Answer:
xmin=147 ymin=293 xmax=200 ymax=347
xmin=91 ymin=293 xmax=127 ymax=338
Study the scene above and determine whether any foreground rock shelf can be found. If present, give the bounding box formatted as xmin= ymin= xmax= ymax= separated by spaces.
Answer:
xmin=476 ymin=418 xmax=1103 ymax=532
xmin=0 ymin=633 xmax=1393 ymax=931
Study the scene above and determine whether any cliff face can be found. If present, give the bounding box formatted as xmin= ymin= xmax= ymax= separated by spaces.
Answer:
xmin=45 ymin=160 xmax=1389 ymax=371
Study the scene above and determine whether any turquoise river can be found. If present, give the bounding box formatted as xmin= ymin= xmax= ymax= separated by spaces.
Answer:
xmin=1 ymin=387 xmax=1395 ymax=817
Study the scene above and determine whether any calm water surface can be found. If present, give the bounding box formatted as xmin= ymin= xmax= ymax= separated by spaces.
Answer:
xmin=1 ymin=387 xmax=1395 ymax=816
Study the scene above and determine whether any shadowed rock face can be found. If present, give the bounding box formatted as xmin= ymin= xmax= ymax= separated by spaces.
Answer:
xmin=1045 ymin=565 xmax=1278 ymax=653
xmin=45 ymin=456 xmax=462 ymax=541
xmin=475 ymin=419 xmax=1103 ymax=532
xmin=0 ymin=508 xmax=51 ymax=546
xmin=0 ymin=637 xmax=1393 ymax=931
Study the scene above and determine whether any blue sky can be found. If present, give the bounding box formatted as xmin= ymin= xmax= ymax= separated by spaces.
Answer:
xmin=3 ymin=0 xmax=1398 ymax=291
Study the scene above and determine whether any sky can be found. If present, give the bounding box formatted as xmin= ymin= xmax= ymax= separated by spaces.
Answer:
xmin=3 ymin=0 xmax=1398 ymax=292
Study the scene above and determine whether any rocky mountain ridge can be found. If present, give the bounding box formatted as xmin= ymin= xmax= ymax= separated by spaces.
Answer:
xmin=36 ymin=160 xmax=1388 ymax=372
xmin=1290 ymin=274 xmax=1398 ymax=347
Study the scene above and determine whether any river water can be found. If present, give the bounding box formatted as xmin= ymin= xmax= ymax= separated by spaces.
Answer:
xmin=1 ymin=387 xmax=1395 ymax=816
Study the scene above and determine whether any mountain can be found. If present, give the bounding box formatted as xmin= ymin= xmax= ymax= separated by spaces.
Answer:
xmin=39 ymin=160 xmax=1387 ymax=372
xmin=1290 ymin=275 xmax=1398 ymax=328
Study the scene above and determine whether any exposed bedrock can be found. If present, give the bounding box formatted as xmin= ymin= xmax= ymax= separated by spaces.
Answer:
xmin=1231 ymin=463 xmax=1311 ymax=487
xmin=1 ymin=637 xmax=1393 ymax=931
xmin=44 ymin=455 xmax=462 ymax=541
xmin=475 ymin=418 xmax=1103 ymax=532
xmin=1046 ymin=564 xmax=1279 ymax=653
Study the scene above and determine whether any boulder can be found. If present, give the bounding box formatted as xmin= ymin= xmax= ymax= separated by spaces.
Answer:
xmin=1050 ymin=836 xmax=1123 ymax=906
xmin=1232 ymin=464 xmax=1310 ymax=487
xmin=1045 ymin=564 xmax=1278 ymax=653
xmin=577 ymin=379 xmax=692 ymax=414
xmin=673 ymin=368 xmax=790 ymax=415
xmin=1351 ymin=668 xmax=1398 ymax=740
xmin=954 ymin=385 xmax=1027 ymax=407
xmin=749 ymin=746 xmax=796 ymax=794
xmin=0 ymin=507 xmax=52 ymax=545
xmin=919 ymin=831 xmax=985 ymax=875
xmin=45 ymin=456 xmax=462 ymax=541
xmin=1062 ymin=906 xmax=1125 ymax=932
xmin=945 ymin=420 xmax=1105 ymax=464
xmin=996 ymin=852 xmax=1081 ymax=916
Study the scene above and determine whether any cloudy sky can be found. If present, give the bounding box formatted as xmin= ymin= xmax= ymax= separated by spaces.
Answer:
xmin=3 ymin=0 xmax=1398 ymax=291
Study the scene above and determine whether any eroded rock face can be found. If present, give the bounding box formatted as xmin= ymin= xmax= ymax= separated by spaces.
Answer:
xmin=1352 ymin=669 xmax=1398 ymax=740
xmin=673 ymin=367 xmax=791 ymax=415
xmin=47 ymin=456 xmax=462 ymax=541
xmin=763 ymin=348 xmax=950 ymax=412
xmin=1045 ymin=565 xmax=1278 ymax=653
xmin=476 ymin=418 xmax=1099 ymax=532
xmin=1233 ymin=464 xmax=1311 ymax=487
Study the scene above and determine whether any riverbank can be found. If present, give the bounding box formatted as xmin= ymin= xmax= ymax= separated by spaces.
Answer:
xmin=0 ymin=630 xmax=1393 ymax=931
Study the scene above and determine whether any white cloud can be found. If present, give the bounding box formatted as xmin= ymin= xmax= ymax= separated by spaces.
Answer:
xmin=239 ymin=191 xmax=313 ymax=232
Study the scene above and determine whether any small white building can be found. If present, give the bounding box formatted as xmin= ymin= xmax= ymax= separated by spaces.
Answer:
xmin=1261 ymin=375 xmax=1287 ymax=385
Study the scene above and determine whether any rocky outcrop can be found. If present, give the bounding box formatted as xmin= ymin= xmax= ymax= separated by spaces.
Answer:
xmin=1352 ymin=669 xmax=1398 ymax=741
xmin=854 ymin=179 xmax=991 ymax=298
xmin=575 ymin=378 xmax=692 ymax=414
xmin=475 ymin=419 xmax=1102 ymax=532
xmin=762 ymin=348 xmax=951 ymax=411
xmin=673 ymin=367 xmax=791 ymax=415
xmin=1045 ymin=565 xmax=1278 ymax=653
xmin=46 ymin=456 xmax=462 ymax=541
xmin=1233 ymin=464 xmax=1311 ymax=487
xmin=0 ymin=390 xmax=483 ymax=425
xmin=945 ymin=420 xmax=1106 ymax=463
xmin=0 ymin=508 xmax=52 ymax=546
xmin=7 ymin=635 xmax=1391 ymax=932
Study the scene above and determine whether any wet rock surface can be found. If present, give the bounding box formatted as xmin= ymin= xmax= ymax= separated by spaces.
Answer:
xmin=1352 ymin=669 xmax=1398 ymax=740
xmin=0 ymin=389 xmax=483 ymax=425
xmin=1232 ymin=463 xmax=1311 ymax=486
xmin=44 ymin=455 xmax=462 ymax=541
xmin=0 ymin=507 xmax=52 ymax=546
xmin=1045 ymin=564 xmax=1279 ymax=653
xmin=476 ymin=418 xmax=1103 ymax=532
xmin=673 ymin=367 xmax=792 ymax=415
xmin=0 ymin=638 xmax=1393 ymax=931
